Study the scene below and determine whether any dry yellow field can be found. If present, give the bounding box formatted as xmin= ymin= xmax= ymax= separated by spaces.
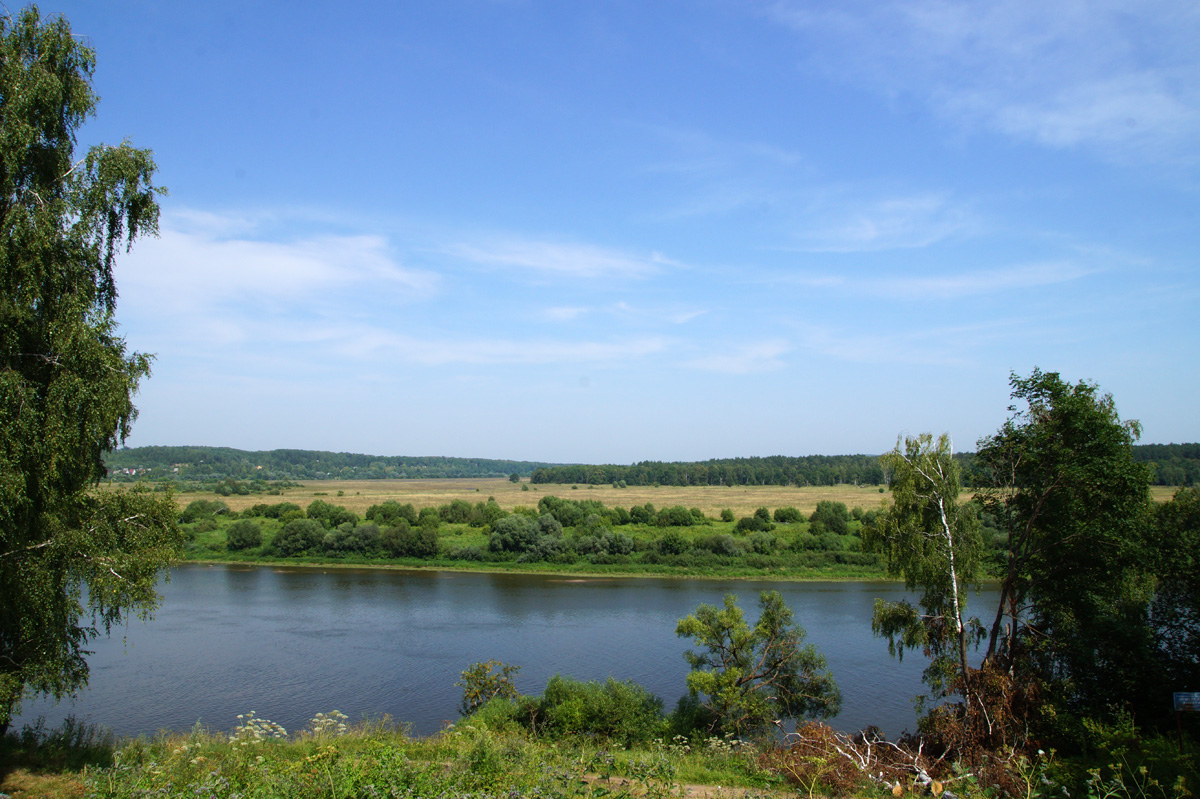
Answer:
xmin=173 ymin=479 xmax=1181 ymax=517
xmin=173 ymin=479 xmax=896 ymax=517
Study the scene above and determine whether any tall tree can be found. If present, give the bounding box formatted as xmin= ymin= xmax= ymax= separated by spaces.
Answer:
xmin=975 ymin=369 xmax=1154 ymax=722
xmin=866 ymin=433 xmax=983 ymax=712
xmin=0 ymin=5 xmax=182 ymax=734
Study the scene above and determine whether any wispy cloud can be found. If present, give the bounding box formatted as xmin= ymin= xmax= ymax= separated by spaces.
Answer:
xmin=636 ymin=124 xmax=807 ymax=221
xmin=781 ymin=261 xmax=1093 ymax=300
xmin=334 ymin=327 xmax=669 ymax=367
xmin=544 ymin=306 xmax=589 ymax=322
xmin=685 ymin=340 xmax=790 ymax=374
xmin=790 ymin=191 xmax=977 ymax=252
xmin=119 ymin=211 xmax=438 ymax=316
xmin=765 ymin=0 xmax=1200 ymax=164
xmin=447 ymin=238 xmax=676 ymax=279
xmin=873 ymin=262 xmax=1093 ymax=299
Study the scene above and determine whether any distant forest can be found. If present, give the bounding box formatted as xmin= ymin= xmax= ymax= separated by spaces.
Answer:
xmin=104 ymin=446 xmax=562 ymax=482
xmin=532 ymin=444 xmax=1200 ymax=487
xmin=106 ymin=443 xmax=1200 ymax=486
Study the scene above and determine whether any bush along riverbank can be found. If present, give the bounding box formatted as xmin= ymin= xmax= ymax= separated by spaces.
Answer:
xmin=4 ymin=686 xmax=1196 ymax=799
xmin=173 ymin=493 xmax=1010 ymax=580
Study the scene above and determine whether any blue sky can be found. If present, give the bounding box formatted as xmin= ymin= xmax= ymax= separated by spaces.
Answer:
xmin=51 ymin=0 xmax=1200 ymax=463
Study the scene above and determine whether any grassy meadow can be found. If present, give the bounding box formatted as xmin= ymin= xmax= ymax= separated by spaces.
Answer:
xmin=173 ymin=478 xmax=895 ymax=518
xmin=170 ymin=478 xmax=1180 ymax=518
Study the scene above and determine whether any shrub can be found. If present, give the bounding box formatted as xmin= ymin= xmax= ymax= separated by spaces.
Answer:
xmin=489 ymin=515 xmax=540 ymax=553
xmin=306 ymin=499 xmax=358 ymax=529
xmin=439 ymin=499 xmax=473 ymax=524
xmin=179 ymin=499 xmax=229 ymax=524
xmin=656 ymin=530 xmax=689 ymax=556
xmin=696 ymin=534 xmax=742 ymax=557
xmin=364 ymin=500 xmax=418 ymax=526
xmin=380 ymin=521 xmax=439 ymax=558
xmin=457 ymin=660 xmax=521 ymax=716
xmin=468 ymin=498 xmax=506 ymax=527
xmin=322 ymin=522 xmax=381 ymax=556
xmin=269 ymin=519 xmax=324 ymax=556
xmin=735 ymin=515 xmax=774 ymax=533
xmin=225 ymin=519 xmax=262 ymax=551
xmin=629 ymin=503 xmax=656 ymax=524
xmin=809 ymin=501 xmax=849 ymax=535
xmin=773 ymin=506 xmax=803 ymax=524
xmin=720 ymin=508 xmax=735 ymax=523
xmin=534 ymin=675 xmax=666 ymax=745
xmin=748 ymin=531 xmax=776 ymax=554
xmin=656 ymin=505 xmax=694 ymax=527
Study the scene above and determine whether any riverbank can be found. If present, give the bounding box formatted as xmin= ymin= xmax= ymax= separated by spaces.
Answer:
xmin=183 ymin=552 xmax=896 ymax=581
xmin=0 ymin=716 xmax=788 ymax=799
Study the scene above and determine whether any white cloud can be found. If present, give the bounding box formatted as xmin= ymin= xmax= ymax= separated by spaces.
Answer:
xmin=119 ymin=211 xmax=438 ymax=316
xmin=765 ymin=0 xmax=1200 ymax=164
xmin=544 ymin=306 xmax=589 ymax=322
xmin=873 ymin=262 xmax=1093 ymax=299
xmin=791 ymin=191 xmax=977 ymax=252
xmin=331 ymin=326 xmax=669 ymax=367
xmin=686 ymin=340 xmax=790 ymax=374
xmin=447 ymin=238 xmax=675 ymax=279
xmin=781 ymin=261 xmax=1092 ymax=300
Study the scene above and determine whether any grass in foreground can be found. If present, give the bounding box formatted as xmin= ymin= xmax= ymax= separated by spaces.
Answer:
xmin=6 ymin=713 xmax=785 ymax=799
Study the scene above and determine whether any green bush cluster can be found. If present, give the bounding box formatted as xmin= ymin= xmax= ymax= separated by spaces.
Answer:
xmin=186 ymin=490 xmax=904 ymax=574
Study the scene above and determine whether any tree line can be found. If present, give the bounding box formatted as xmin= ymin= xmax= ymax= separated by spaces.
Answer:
xmin=106 ymin=443 xmax=1199 ymax=488
xmin=531 ymin=445 xmax=1199 ymax=487
xmin=104 ymin=445 xmax=561 ymax=482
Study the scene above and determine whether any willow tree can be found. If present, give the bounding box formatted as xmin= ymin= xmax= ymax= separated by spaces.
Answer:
xmin=0 ymin=5 xmax=182 ymax=734
xmin=866 ymin=433 xmax=983 ymax=711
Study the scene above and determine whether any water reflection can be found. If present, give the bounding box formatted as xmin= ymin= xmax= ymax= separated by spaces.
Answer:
xmin=16 ymin=564 xmax=998 ymax=740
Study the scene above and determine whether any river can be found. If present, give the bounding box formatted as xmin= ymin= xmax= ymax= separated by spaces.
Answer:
xmin=14 ymin=564 xmax=999 ymax=740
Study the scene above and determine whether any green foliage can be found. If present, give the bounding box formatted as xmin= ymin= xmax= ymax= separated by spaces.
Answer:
xmin=773 ymin=506 xmax=803 ymax=523
xmin=532 ymin=454 xmax=887 ymax=487
xmin=439 ymin=498 xmax=473 ymax=524
xmin=245 ymin=501 xmax=302 ymax=520
xmin=675 ymin=591 xmax=841 ymax=737
xmin=808 ymin=501 xmax=850 ymax=535
xmin=179 ymin=498 xmax=230 ymax=524
xmin=457 ymin=660 xmax=520 ymax=716
xmin=364 ymin=499 xmax=417 ymax=527
xmin=269 ymin=519 xmax=324 ymax=557
xmin=306 ymin=498 xmax=357 ymax=529
xmin=224 ymin=519 xmax=262 ymax=551
xmin=322 ymin=522 xmax=380 ymax=556
xmin=533 ymin=675 xmax=666 ymax=746
xmin=488 ymin=514 xmax=541 ymax=553
xmin=1149 ymin=487 xmax=1200 ymax=692
xmin=469 ymin=497 xmax=507 ymax=527
xmin=656 ymin=529 xmax=689 ymax=555
xmin=867 ymin=433 xmax=983 ymax=704
xmin=379 ymin=521 xmax=438 ymax=558
xmin=0 ymin=6 xmax=183 ymax=734
xmin=656 ymin=505 xmax=696 ymax=527
xmin=0 ymin=714 xmax=114 ymax=772
xmin=735 ymin=514 xmax=774 ymax=533
xmin=975 ymin=369 xmax=1155 ymax=724
xmin=720 ymin=508 xmax=735 ymax=523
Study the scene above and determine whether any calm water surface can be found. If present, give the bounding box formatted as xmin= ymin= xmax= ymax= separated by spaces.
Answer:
xmin=16 ymin=565 xmax=998 ymax=739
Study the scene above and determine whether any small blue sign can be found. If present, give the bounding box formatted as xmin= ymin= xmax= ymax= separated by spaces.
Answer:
xmin=1175 ymin=692 xmax=1200 ymax=712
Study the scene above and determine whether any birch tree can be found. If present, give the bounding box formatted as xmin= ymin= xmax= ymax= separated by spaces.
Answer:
xmin=0 ymin=6 xmax=182 ymax=734
xmin=865 ymin=433 xmax=983 ymax=711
